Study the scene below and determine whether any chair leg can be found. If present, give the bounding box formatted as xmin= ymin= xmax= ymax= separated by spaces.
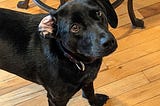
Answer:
xmin=127 ymin=0 xmax=144 ymax=28
xmin=112 ymin=0 xmax=124 ymax=9
xmin=60 ymin=0 xmax=68 ymax=5
xmin=17 ymin=0 xmax=30 ymax=9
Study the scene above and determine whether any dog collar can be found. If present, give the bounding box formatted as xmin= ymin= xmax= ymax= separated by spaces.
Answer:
xmin=60 ymin=42 xmax=85 ymax=71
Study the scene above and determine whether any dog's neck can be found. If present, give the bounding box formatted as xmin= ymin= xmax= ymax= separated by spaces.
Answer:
xmin=59 ymin=41 xmax=85 ymax=71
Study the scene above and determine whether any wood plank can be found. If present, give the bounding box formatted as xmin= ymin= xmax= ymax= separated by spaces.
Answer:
xmin=111 ymin=13 xmax=160 ymax=40
xmin=95 ymin=50 xmax=160 ymax=88
xmin=139 ymin=2 xmax=160 ymax=18
xmin=115 ymin=25 xmax=160 ymax=52
xmin=0 ymin=84 xmax=46 ymax=106
xmin=0 ymin=76 xmax=31 ymax=95
xmin=133 ymin=0 xmax=160 ymax=10
xmin=103 ymin=37 xmax=160 ymax=69
xmin=109 ymin=79 xmax=160 ymax=106
xmin=68 ymin=96 xmax=89 ymax=106
xmin=68 ymin=73 xmax=149 ymax=106
xmin=133 ymin=95 xmax=160 ymax=106
xmin=0 ymin=70 xmax=16 ymax=82
xmin=100 ymin=60 xmax=108 ymax=71
xmin=69 ymin=72 xmax=149 ymax=106
xmin=143 ymin=65 xmax=160 ymax=82
xmin=16 ymin=91 xmax=85 ymax=106
xmin=3 ymin=72 xmax=150 ymax=105
xmin=101 ymin=25 xmax=160 ymax=70
xmin=112 ymin=0 xmax=160 ymax=16
xmin=18 ymin=95 xmax=90 ymax=106
xmin=97 ymin=72 xmax=149 ymax=98
xmin=16 ymin=94 xmax=48 ymax=106
xmin=0 ymin=0 xmax=60 ymax=14
xmin=117 ymin=10 xmax=143 ymax=27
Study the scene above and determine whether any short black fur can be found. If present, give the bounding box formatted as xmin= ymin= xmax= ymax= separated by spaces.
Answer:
xmin=0 ymin=0 xmax=118 ymax=106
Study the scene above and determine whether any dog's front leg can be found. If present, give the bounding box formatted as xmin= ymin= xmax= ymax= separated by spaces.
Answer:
xmin=47 ymin=92 xmax=68 ymax=106
xmin=82 ymin=82 xmax=109 ymax=106
xmin=47 ymin=100 xmax=67 ymax=106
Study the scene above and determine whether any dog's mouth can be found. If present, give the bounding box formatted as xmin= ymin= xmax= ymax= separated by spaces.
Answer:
xmin=60 ymin=42 xmax=100 ymax=64
xmin=60 ymin=42 xmax=117 ymax=64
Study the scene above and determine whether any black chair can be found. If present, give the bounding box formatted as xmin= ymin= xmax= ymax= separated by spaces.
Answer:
xmin=17 ymin=0 xmax=144 ymax=28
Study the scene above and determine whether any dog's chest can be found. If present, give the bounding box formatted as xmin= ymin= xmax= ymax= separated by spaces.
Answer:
xmin=45 ymin=64 xmax=100 ymax=99
xmin=57 ymin=60 xmax=101 ymax=84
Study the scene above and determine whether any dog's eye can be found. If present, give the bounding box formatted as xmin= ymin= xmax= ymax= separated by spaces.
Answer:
xmin=70 ymin=24 xmax=80 ymax=33
xmin=96 ymin=11 xmax=103 ymax=18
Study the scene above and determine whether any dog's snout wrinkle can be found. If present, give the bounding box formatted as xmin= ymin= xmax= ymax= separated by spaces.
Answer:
xmin=100 ymin=34 xmax=116 ymax=49
xmin=102 ymin=39 xmax=115 ymax=48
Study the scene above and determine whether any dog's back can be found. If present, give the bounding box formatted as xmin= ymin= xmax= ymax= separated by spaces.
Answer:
xmin=0 ymin=8 xmax=44 ymax=34
xmin=0 ymin=8 xmax=48 ymax=83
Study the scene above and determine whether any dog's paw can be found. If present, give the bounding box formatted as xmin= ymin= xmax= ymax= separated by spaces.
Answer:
xmin=93 ymin=94 xmax=109 ymax=106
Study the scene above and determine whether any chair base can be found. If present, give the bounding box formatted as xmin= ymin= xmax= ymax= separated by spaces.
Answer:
xmin=17 ymin=0 xmax=29 ymax=9
xmin=17 ymin=0 xmax=144 ymax=28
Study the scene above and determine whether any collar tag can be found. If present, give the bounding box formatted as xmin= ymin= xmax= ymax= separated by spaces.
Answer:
xmin=76 ymin=61 xmax=85 ymax=71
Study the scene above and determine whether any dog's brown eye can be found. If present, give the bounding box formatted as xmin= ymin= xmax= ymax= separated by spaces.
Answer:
xmin=70 ymin=24 xmax=80 ymax=33
xmin=96 ymin=11 xmax=103 ymax=17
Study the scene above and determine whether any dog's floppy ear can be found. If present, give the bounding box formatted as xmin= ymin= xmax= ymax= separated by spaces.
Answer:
xmin=95 ymin=0 xmax=118 ymax=28
xmin=38 ymin=10 xmax=57 ymax=39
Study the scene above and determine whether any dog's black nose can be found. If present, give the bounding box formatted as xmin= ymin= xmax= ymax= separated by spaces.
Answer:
xmin=100 ymin=34 xmax=116 ymax=49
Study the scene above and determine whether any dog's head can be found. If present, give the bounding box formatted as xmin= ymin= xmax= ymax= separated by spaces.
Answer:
xmin=40 ymin=0 xmax=118 ymax=62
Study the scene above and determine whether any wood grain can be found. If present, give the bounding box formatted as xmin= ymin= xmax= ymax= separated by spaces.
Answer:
xmin=143 ymin=65 xmax=160 ymax=82
xmin=139 ymin=2 xmax=160 ymax=18
xmin=110 ymin=80 xmax=160 ymax=106
xmin=0 ymin=0 xmax=160 ymax=106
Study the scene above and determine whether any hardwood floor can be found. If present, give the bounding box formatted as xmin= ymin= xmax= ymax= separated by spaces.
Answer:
xmin=0 ymin=0 xmax=160 ymax=106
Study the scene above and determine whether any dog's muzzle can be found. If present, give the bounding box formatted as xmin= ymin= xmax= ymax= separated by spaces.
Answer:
xmin=99 ymin=32 xmax=117 ymax=56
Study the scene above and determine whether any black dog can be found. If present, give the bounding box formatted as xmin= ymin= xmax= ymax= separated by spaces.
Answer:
xmin=0 ymin=0 xmax=118 ymax=105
